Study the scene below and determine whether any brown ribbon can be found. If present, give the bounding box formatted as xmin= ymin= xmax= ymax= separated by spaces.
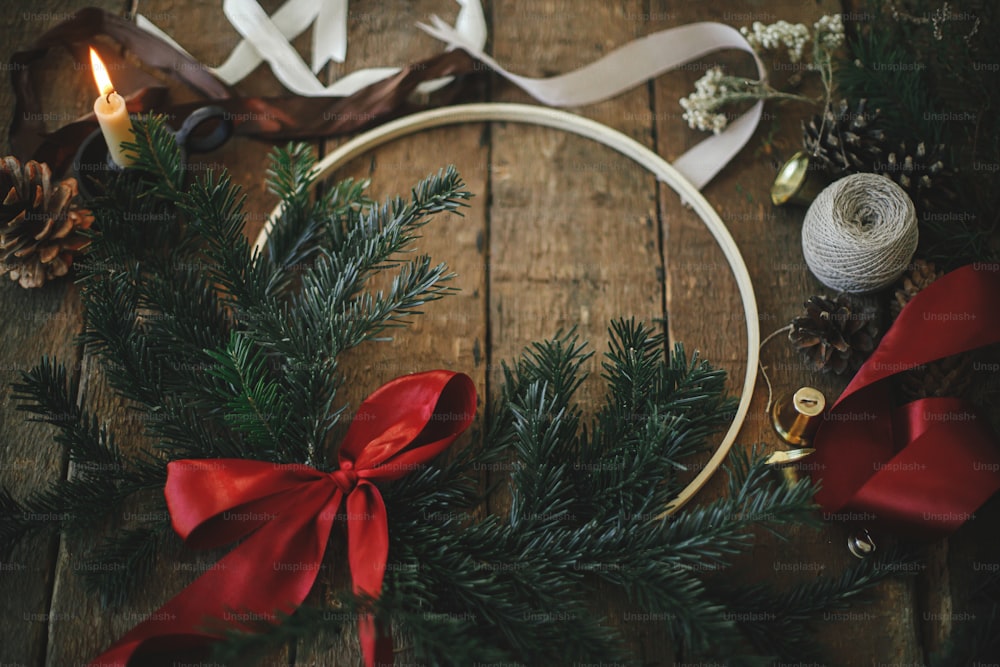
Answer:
xmin=8 ymin=7 xmax=479 ymax=175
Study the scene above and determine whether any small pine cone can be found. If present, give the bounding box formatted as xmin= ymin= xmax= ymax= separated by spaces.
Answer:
xmin=899 ymin=353 xmax=974 ymax=402
xmin=803 ymin=98 xmax=886 ymax=176
xmin=890 ymin=258 xmax=975 ymax=401
xmin=789 ymin=294 xmax=880 ymax=375
xmin=890 ymin=259 xmax=943 ymax=319
xmin=0 ymin=156 xmax=93 ymax=288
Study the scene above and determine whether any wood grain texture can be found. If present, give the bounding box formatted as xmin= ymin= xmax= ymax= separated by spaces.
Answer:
xmin=651 ymin=1 xmax=923 ymax=664
xmin=34 ymin=0 xmax=288 ymax=664
xmin=307 ymin=1 xmax=490 ymax=664
xmin=2 ymin=0 xmax=994 ymax=665
xmin=0 ymin=2 xmax=118 ymax=665
xmin=0 ymin=282 xmax=84 ymax=667
xmin=487 ymin=0 xmax=665 ymax=659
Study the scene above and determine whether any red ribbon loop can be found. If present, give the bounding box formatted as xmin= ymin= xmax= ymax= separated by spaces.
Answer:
xmin=810 ymin=264 xmax=1000 ymax=537
xmin=89 ymin=370 xmax=476 ymax=667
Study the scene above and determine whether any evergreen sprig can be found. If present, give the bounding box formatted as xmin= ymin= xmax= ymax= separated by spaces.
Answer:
xmin=0 ymin=116 xmax=471 ymax=597
xmin=835 ymin=0 xmax=1000 ymax=265
xmin=0 ymin=115 xmax=920 ymax=666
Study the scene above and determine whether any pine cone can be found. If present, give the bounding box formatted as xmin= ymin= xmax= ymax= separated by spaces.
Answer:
xmin=877 ymin=140 xmax=955 ymax=211
xmin=0 ymin=156 xmax=93 ymax=288
xmin=803 ymin=98 xmax=886 ymax=175
xmin=789 ymin=294 xmax=879 ymax=375
xmin=803 ymin=99 xmax=956 ymax=210
xmin=890 ymin=258 xmax=942 ymax=319
xmin=889 ymin=259 xmax=974 ymax=401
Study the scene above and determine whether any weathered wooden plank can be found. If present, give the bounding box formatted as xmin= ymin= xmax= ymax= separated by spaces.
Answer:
xmin=39 ymin=1 xmax=289 ymax=664
xmin=6 ymin=1 xmax=988 ymax=666
xmin=651 ymin=1 xmax=924 ymax=664
xmin=0 ymin=283 xmax=84 ymax=667
xmin=0 ymin=2 xmax=119 ymax=665
xmin=488 ymin=0 xmax=666 ymax=659
xmin=303 ymin=1 xmax=491 ymax=663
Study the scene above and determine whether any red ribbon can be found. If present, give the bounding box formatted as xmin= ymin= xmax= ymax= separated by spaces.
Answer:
xmin=810 ymin=264 xmax=1000 ymax=537
xmin=89 ymin=370 xmax=476 ymax=667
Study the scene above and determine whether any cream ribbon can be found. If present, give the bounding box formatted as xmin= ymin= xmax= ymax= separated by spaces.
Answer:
xmin=137 ymin=2 xmax=764 ymax=189
xmin=418 ymin=17 xmax=766 ymax=190
xmin=136 ymin=0 xmax=488 ymax=96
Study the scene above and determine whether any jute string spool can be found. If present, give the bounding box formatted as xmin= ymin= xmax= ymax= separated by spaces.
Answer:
xmin=801 ymin=173 xmax=918 ymax=294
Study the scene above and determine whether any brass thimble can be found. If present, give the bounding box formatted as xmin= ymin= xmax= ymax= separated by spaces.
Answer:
xmin=770 ymin=151 xmax=830 ymax=206
xmin=771 ymin=387 xmax=826 ymax=446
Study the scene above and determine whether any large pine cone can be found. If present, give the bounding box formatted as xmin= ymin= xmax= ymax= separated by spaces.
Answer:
xmin=890 ymin=259 xmax=974 ymax=401
xmin=789 ymin=294 xmax=880 ymax=375
xmin=803 ymin=99 xmax=955 ymax=211
xmin=0 ymin=156 xmax=93 ymax=288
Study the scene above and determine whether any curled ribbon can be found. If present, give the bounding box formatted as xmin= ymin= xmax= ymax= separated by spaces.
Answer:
xmin=137 ymin=0 xmax=487 ymax=96
xmin=11 ymin=6 xmax=765 ymax=191
xmin=88 ymin=370 xmax=477 ymax=667
xmin=809 ymin=264 xmax=1000 ymax=537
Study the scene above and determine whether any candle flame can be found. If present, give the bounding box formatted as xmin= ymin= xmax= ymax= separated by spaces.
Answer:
xmin=89 ymin=48 xmax=115 ymax=97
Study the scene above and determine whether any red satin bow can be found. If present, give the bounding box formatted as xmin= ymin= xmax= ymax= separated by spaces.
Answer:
xmin=810 ymin=264 xmax=1000 ymax=537
xmin=89 ymin=370 xmax=476 ymax=667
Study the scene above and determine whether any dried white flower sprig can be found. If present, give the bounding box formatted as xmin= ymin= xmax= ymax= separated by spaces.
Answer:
xmin=813 ymin=14 xmax=846 ymax=53
xmin=741 ymin=20 xmax=811 ymax=62
xmin=680 ymin=67 xmax=810 ymax=134
xmin=679 ymin=14 xmax=844 ymax=134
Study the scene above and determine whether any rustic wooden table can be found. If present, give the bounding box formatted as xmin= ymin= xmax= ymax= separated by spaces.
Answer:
xmin=2 ymin=1 xmax=998 ymax=666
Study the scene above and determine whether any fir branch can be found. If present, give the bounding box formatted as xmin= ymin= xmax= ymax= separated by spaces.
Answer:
xmin=10 ymin=359 xmax=162 ymax=493
xmin=180 ymin=169 xmax=273 ymax=311
xmin=323 ymin=166 xmax=470 ymax=285
xmin=324 ymin=253 xmax=458 ymax=346
xmin=704 ymin=541 xmax=922 ymax=662
xmin=209 ymin=605 xmax=335 ymax=664
xmin=202 ymin=334 xmax=298 ymax=463
xmin=0 ymin=488 xmax=31 ymax=558
xmin=837 ymin=24 xmax=941 ymax=143
xmin=3 ymin=476 xmax=124 ymax=539
xmin=264 ymin=141 xmax=317 ymax=217
xmin=122 ymin=114 xmax=186 ymax=197
xmin=262 ymin=143 xmax=371 ymax=294
xmin=239 ymin=166 xmax=470 ymax=368
xmin=137 ymin=267 xmax=233 ymax=364
xmin=78 ymin=275 xmax=163 ymax=408
xmin=81 ymin=519 xmax=177 ymax=609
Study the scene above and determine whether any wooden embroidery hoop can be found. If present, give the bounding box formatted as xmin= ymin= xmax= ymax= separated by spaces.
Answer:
xmin=253 ymin=103 xmax=761 ymax=515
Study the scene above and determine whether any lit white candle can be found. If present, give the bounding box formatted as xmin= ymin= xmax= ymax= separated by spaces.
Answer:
xmin=89 ymin=48 xmax=135 ymax=168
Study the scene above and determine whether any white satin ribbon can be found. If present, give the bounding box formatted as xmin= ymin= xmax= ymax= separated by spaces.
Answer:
xmin=137 ymin=3 xmax=763 ymax=189
xmin=418 ymin=18 xmax=766 ymax=190
xmin=136 ymin=0 xmax=487 ymax=96
xmin=312 ymin=0 xmax=347 ymax=70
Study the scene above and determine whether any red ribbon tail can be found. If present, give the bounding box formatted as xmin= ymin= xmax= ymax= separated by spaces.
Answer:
xmin=358 ymin=614 xmax=395 ymax=667
xmin=347 ymin=483 xmax=391 ymax=667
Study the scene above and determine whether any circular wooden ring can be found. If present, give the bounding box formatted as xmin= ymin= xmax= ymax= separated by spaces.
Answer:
xmin=253 ymin=103 xmax=760 ymax=515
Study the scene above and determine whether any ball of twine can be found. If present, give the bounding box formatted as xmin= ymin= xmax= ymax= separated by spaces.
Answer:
xmin=801 ymin=173 xmax=918 ymax=293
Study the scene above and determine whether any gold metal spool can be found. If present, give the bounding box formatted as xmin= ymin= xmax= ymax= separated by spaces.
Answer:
xmin=771 ymin=387 xmax=826 ymax=446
